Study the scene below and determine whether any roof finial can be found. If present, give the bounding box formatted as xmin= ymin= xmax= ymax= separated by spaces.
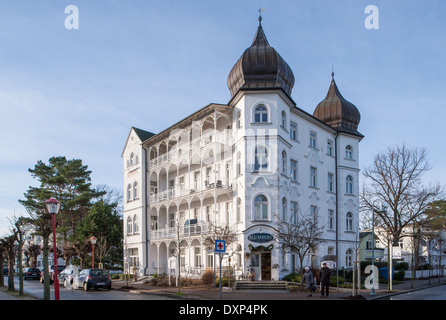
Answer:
xmin=258 ymin=8 xmax=265 ymax=25
xmin=331 ymin=65 xmax=335 ymax=80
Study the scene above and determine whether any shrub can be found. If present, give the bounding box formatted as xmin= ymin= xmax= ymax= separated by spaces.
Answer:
xmin=201 ymin=268 xmax=215 ymax=285
xmin=281 ymin=272 xmax=301 ymax=283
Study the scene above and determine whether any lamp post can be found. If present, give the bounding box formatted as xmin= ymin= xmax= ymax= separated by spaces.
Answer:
xmin=370 ymin=200 xmax=387 ymax=295
xmin=90 ymin=236 xmax=97 ymax=269
xmin=45 ymin=198 xmax=61 ymax=300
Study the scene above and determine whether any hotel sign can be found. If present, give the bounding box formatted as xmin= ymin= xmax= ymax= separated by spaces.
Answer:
xmin=248 ymin=233 xmax=274 ymax=243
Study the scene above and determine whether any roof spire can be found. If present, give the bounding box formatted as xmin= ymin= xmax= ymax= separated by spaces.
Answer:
xmin=258 ymin=8 xmax=265 ymax=25
xmin=331 ymin=65 xmax=335 ymax=80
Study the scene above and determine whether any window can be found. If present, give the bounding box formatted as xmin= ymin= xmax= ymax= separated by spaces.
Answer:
xmin=327 ymin=140 xmax=333 ymax=156
xmin=346 ymin=249 xmax=353 ymax=267
xmin=130 ymin=152 xmax=134 ymax=166
xmin=310 ymin=131 xmax=317 ymax=148
xmin=133 ymin=214 xmax=139 ymax=234
xmin=254 ymin=194 xmax=268 ymax=220
xmin=225 ymin=202 xmax=230 ymax=224
xmin=254 ymin=146 xmax=268 ymax=172
xmin=236 ymin=111 xmax=242 ymax=129
xmin=346 ymin=175 xmax=353 ymax=194
xmin=254 ymin=105 xmax=268 ymax=123
xmin=290 ymin=160 xmax=298 ymax=182
xmin=345 ymin=145 xmax=353 ymax=159
xmin=310 ymin=167 xmax=317 ymax=187
xmin=194 ymin=247 xmax=202 ymax=268
xmin=236 ymin=198 xmax=241 ymax=222
xmin=127 ymin=216 xmax=133 ymax=235
xmin=346 ymin=212 xmax=353 ymax=231
xmin=291 ymin=201 xmax=298 ymax=224
xmin=207 ymin=252 xmax=214 ymax=268
xmin=127 ymin=184 xmax=132 ymax=202
xmin=236 ymin=151 xmax=241 ymax=176
xmin=282 ymin=151 xmax=287 ymax=175
xmin=310 ymin=205 xmax=318 ymax=224
xmin=281 ymin=111 xmax=287 ymax=128
xmin=133 ymin=181 xmax=138 ymax=199
xmin=328 ymin=173 xmax=334 ymax=192
xmin=282 ymin=198 xmax=287 ymax=221
xmin=290 ymin=122 xmax=297 ymax=140
xmin=129 ymin=248 xmax=139 ymax=268
xmin=328 ymin=209 xmax=334 ymax=230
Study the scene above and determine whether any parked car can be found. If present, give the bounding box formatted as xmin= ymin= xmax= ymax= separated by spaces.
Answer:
xmin=72 ymin=269 xmax=111 ymax=291
xmin=40 ymin=265 xmax=66 ymax=284
xmin=24 ymin=267 xmax=41 ymax=280
xmin=60 ymin=265 xmax=81 ymax=288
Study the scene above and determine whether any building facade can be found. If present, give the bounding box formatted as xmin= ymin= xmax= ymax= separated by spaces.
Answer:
xmin=122 ymin=18 xmax=364 ymax=280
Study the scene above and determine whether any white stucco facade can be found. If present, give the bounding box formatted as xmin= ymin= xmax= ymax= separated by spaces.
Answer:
xmin=122 ymin=20 xmax=364 ymax=280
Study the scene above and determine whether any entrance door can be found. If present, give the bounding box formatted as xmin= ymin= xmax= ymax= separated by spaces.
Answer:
xmin=261 ymin=252 xmax=271 ymax=280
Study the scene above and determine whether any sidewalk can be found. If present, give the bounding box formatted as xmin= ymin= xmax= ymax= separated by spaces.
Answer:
xmin=113 ymin=276 xmax=446 ymax=300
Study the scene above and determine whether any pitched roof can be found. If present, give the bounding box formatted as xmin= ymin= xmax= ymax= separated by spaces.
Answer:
xmin=132 ymin=127 xmax=155 ymax=142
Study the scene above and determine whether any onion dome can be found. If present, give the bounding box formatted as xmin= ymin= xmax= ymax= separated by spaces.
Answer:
xmin=227 ymin=17 xmax=295 ymax=98
xmin=313 ymin=73 xmax=362 ymax=136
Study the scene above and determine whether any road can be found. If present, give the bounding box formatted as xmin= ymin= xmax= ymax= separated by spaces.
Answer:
xmin=389 ymin=284 xmax=446 ymax=300
xmin=8 ymin=277 xmax=175 ymax=300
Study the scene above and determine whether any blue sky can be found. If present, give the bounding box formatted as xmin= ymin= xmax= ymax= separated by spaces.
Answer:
xmin=1 ymin=0 xmax=445 ymax=236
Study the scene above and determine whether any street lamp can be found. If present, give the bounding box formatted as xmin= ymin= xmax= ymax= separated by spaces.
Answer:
xmin=90 ymin=236 xmax=97 ymax=269
xmin=45 ymin=197 xmax=61 ymax=300
xmin=370 ymin=200 xmax=387 ymax=295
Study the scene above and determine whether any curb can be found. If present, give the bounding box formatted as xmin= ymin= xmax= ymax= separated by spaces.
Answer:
xmin=367 ymin=282 xmax=446 ymax=300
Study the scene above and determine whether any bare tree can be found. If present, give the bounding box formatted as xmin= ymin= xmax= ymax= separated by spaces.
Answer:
xmin=361 ymin=144 xmax=441 ymax=246
xmin=276 ymin=210 xmax=325 ymax=275
xmin=361 ymin=144 xmax=442 ymax=289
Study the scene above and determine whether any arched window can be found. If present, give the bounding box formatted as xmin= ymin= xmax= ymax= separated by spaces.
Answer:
xmin=254 ymin=105 xmax=268 ymax=123
xmin=254 ymin=146 xmax=268 ymax=171
xmin=133 ymin=181 xmax=138 ymax=199
xmin=237 ymin=198 xmax=241 ymax=222
xmin=127 ymin=184 xmax=132 ymax=202
xmin=346 ymin=212 xmax=353 ymax=231
xmin=281 ymin=111 xmax=286 ymax=128
xmin=282 ymin=198 xmax=287 ymax=221
xmin=130 ymin=152 xmax=134 ymax=166
xmin=345 ymin=145 xmax=353 ymax=159
xmin=133 ymin=214 xmax=139 ymax=234
xmin=282 ymin=150 xmax=287 ymax=175
xmin=127 ymin=216 xmax=133 ymax=235
xmin=346 ymin=175 xmax=353 ymax=194
xmin=236 ymin=151 xmax=241 ymax=176
xmin=346 ymin=249 xmax=353 ymax=267
xmin=254 ymin=194 xmax=268 ymax=220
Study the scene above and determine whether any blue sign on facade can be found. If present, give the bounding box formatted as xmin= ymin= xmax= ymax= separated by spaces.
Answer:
xmin=248 ymin=233 xmax=274 ymax=243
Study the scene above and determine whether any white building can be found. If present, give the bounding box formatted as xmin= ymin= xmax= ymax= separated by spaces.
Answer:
xmin=122 ymin=18 xmax=364 ymax=280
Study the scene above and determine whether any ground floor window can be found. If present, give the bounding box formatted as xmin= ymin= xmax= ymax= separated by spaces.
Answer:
xmin=129 ymin=248 xmax=139 ymax=267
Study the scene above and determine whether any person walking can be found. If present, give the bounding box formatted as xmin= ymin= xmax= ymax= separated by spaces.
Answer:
xmin=319 ymin=262 xmax=331 ymax=298
xmin=301 ymin=267 xmax=315 ymax=297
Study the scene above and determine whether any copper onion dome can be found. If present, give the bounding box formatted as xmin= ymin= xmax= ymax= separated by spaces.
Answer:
xmin=313 ymin=73 xmax=362 ymax=136
xmin=227 ymin=17 xmax=295 ymax=98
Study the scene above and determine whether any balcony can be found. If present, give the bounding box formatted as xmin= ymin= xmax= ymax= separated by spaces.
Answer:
xmin=150 ymin=220 xmax=210 ymax=240
xmin=149 ymin=181 xmax=232 ymax=205
xmin=149 ymin=131 xmax=233 ymax=170
xmin=364 ymin=248 xmax=385 ymax=260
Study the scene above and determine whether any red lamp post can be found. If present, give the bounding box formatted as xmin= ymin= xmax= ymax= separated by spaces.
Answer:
xmin=45 ymin=198 xmax=61 ymax=300
xmin=90 ymin=236 xmax=97 ymax=269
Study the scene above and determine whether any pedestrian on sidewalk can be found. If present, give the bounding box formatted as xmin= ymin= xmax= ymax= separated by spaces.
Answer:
xmin=319 ymin=262 xmax=331 ymax=298
xmin=301 ymin=267 xmax=315 ymax=297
